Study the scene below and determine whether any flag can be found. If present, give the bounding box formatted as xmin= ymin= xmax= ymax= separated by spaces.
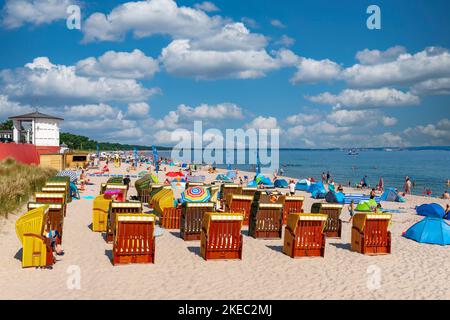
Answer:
xmin=152 ymin=145 xmax=159 ymax=172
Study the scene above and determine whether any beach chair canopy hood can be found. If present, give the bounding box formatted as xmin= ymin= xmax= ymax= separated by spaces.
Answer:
xmin=416 ymin=203 xmax=446 ymax=218
xmin=404 ymin=217 xmax=450 ymax=245
xmin=57 ymin=170 xmax=78 ymax=182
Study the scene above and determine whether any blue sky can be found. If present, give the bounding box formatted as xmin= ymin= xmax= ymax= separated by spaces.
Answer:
xmin=0 ymin=0 xmax=449 ymax=147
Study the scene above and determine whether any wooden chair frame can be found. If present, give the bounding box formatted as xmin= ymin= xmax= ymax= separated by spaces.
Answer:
xmin=311 ymin=203 xmax=344 ymax=238
xmin=106 ymin=201 xmax=143 ymax=243
xmin=180 ymin=202 xmax=216 ymax=241
xmin=351 ymin=213 xmax=392 ymax=255
xmin=248 ymin=203 xmax=283 ymax=239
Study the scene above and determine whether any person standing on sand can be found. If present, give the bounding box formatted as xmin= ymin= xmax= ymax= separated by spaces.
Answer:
xmin=444 ymin=205 xmax=449 ymax=219
xmin=348 ymin=200 xmax=355 ymax=223
xmin=322 ymin=172 xmax=326 ymax=183
xmin=326 ymin=171 xmax=330 ymax=184
xmin=378 ymin=177 xmax=384 ymax=192
xmin=404 ymin=177 xmax=412 ymax=195
xmin=370 ymin=188 xmax=376 ymax=199
xmin=288 ymin=180 xmax=296 ymax=196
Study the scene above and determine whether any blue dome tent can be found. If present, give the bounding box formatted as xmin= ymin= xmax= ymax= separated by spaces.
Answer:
xmin=416 ymin=203 xmax=445 ymax=218
xmin=325 ymin=191 xmax=345 ymax=204
xmin=215 ymin=174 xmax=231 ymax=181
xmin=295 ymin=179 xmax=310 ymax=191
xmin=274 ymin=179 xmax=288 ymax=188
xmin=403 ymin=217 xmax=450 ymax=245
xmin=381 ymin=188 xmax=405 ymax=202
xmin=309 ymin=182 xmax=327 ymax=199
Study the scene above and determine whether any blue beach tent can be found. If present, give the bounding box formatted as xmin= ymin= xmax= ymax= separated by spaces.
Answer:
xmin=381 ymin=188 xmax=405 ymax=202
xmin=403 ymin=217 xmax=450 ymax=245
xmin=325 ymin=191 xmax=345 ymax=204
xmin=274 ymin=179 xmax=288 ymax=188
xmin=416 ymin=203 xmax=446 ymax=218
xmin=295 ymin=179 xmax=310 ymax=191
xmin=309 ymin=182 xmax=327 ymax=199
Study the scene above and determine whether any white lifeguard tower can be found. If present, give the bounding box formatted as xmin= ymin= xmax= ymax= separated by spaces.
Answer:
xmin=9 ymin=111 xmax=63 ymax=147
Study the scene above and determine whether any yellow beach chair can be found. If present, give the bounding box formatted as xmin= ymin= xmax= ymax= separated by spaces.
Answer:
xmin=15 ymin=206 xmax=54 ymax=268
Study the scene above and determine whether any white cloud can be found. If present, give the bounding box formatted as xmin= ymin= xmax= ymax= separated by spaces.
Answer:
xmin=194 ymin=1 xmax=219 ymax=12
xmin=326 ymin=109 xmax=369 ymax=126
xmin=307 ymin=88 xmax=420 ymax=109
xmin=76 ymin=50 xmax=159 ymax=79
xmin=245 ymin=116 xmax=278 ymax=129
xmin=285 ymin=113 xmax=321 ymax=125
xmin=355 ymin=46 xmax=407 ymax=65
xmin=241 ymin=17 xmax=259 ymax=29
xmin=190 ymin=23 xmax=267 ymax=51
xmin=82 ymin=0 xmax=223 ymax=42
xmin=381 ymin=116 xmax=398 ymax=126
xmin=127 ymin=102 xmax=150 ymax=117
xmin=343 ymin=47 xmax=450 ymax=88
xmin=403 ymin=119 xmax=450 ymax=145
xmin=2 ymin=0 xmax=75 ymax=29
xmin=270 ymin=19 xmax=285 ymax=28
xmin=63 ymin=103 xmax=118 ymax=119
xmin=275 ymin=35 xmax=295 ymax=47
xmin=160 ymin=39 xmax=284 ymax=79
xmin=177 ymin=103 xmax=243 ymax=120
xmin=291 ymin=57 xmax=342 ymax=84
xmin=0 ymin=95 xmax=31 ymax=118
xmin=411 ymin=77 xmax=450 ymax=96
xmin=0 ymin=57 xmax=159 ymax=105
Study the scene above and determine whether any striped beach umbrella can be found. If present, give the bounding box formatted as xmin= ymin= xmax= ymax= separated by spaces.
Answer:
xmin=181 ymin=186 xmax=210 ymax=203
xmin=57 ymin=170 xmax=78 ymax=182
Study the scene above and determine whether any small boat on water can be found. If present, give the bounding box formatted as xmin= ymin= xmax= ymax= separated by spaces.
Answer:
xmin=348 ymin=149 xmax=359 ymax=155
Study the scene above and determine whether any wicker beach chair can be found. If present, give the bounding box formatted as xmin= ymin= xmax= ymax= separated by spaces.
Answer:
xmin=185 ymin=182 xmax=205 ymax=188
xmin=35 ymin=192 xmax=66 ymax=217
xmin=28 ymin=202 xmax=64 ymax=244
xmin=241 ymin=187 xmax=257 ymax=197
xmin=283 ymin=213 xmax=327 ymax=258
xmin=106 ymin=201 xmax=143 ymax=243
xmin=151 ymin=187 xmax=174 ymax=215
xmin=253 ymin=190 xmax=286 ymax=205
xmin=103 ymin=184 xmax=128 ymax=201
xmin=92 ymin=194 xmax=113 ymax=232
xmin=248 ymin=203 xmax=283 ymax=239
xmin=45 ymin=181 xmax=71 ymax=202
xmin=146 ymin=184 xmax=165 ymax=207
xmin=225 ymin=194 xmax=253 ymax=225
xmin=15 ymin=206 xmax=53 ymax=268
xmin=180 ymin=202 xmax=216 ymax=240
xmin=41 ymin=186 xmax=69 ymax=205
xmin=113 ymin=213 xmax=156 ymax=265
xmin=220 ymin=184 xmax=242 ymax=203
xmin=160 ymin=207 xmax=182 ymax=229
xmin=351 ymin=213 xmax=392 ymax=255
xmin=200 ymin=212 xmax=244 ymax=260
xmin=283 ymin=196 xmax=304 ymax=225
xmin=311 ymin=203 xmax=344 ymax=238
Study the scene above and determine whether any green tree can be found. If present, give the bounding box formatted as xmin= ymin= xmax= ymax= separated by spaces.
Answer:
xmin=0 ymin=120 xmax=13 ymax=130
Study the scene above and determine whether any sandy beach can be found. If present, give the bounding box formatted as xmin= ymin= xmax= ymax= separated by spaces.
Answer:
xmin=0 ymin=162 xmax=449 ymax=300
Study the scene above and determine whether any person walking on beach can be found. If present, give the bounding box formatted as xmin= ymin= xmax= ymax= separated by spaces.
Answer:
xmin=378 ymin=177 xmax=384 ymax=192
xmin=288 ymin=180 xmax=296 ymax=196
xmin=322 ymin=172 xmax=326 ymax=183
xmin=326 ymin=171 xmax=330 ymax=184
xmin=348 ymin=200 xmax=355 ymax=223
xmin=370 ymin=188 xmax=376 ymax=199
xmin=404 ymin=176 xmax=412 ymax=195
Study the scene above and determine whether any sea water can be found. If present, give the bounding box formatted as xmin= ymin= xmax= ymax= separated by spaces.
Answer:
xmin=158 ymin=149 xmax=450 ymax=197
